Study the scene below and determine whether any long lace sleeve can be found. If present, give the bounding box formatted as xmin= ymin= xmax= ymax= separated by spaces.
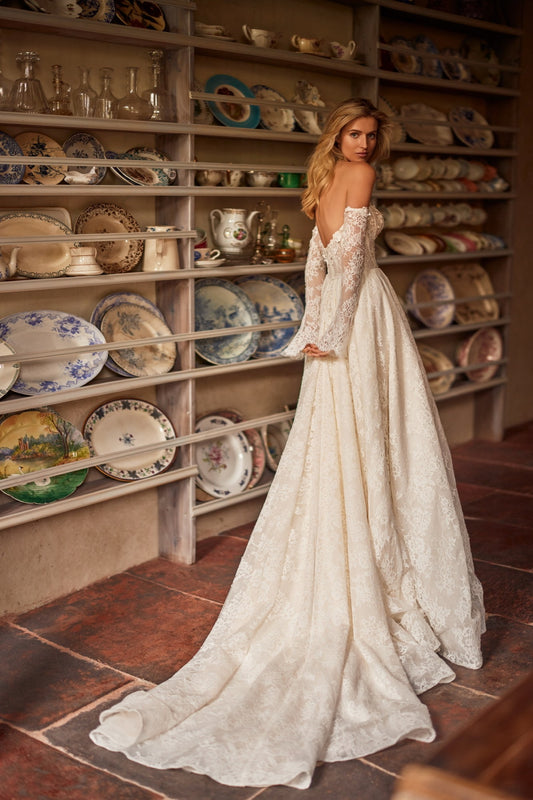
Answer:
xmin=317 ymin=206 xmax=369 ymax=358
xmin=283 ymin=226 xmax=326 ymax=358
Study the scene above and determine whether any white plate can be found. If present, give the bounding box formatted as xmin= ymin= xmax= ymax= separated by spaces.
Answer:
xmin=195 ymin=415 xmax=253 ymax=497
xmin=251 ymin=84 xmax=295 ymax=133
xmin=83 ymin=399 xmax=176 ymax=481
xmin=0 ymin=339 xmax=19 ymax=397
xmin=0 ymin=211 xmax=72 ymax=278
xmin=0 ymin=310 xmax=107 ymax=395
xmin=401 ymin=103 xmax=453 ymax=147
xmin=100 ymin=301 xmax=177 ymax=377
xmin=235 ymin=275 xmax=304 ymax=357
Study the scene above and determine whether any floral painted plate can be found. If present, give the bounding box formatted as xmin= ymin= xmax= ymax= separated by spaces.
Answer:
xmin=0 ymin=132 xmax=25 ymax=185
xmin=15 ymin=131 xmax=68 ymax=185
xmin=0 ymin=339 xmax=20 ymax=397
xmin=74 ymin=202 xmax=143 ymax=273
xmin=78 ymin=0 xmax=115 ymax=22
xmin=0 ymin=408 xmax=89 ymax=504
xmin=63 ymin=131 xmax=107 ymax=185
xmin=0 ymin=310 xmax=107 ymax=395
xmin=0 ymin=211 xmax=72 ymax=278
xmin=205 ymin=74 xmax=260 ymax=129
xmin=235 ymin=275 xmax=304 ymax=357
xmin=212 ymin=408 xmax=266 ymax=489
xmin=251 ymin=84 xmax=295 ymax=133
xmin=456 ymin=327 xmax=503 ymax=382
xmin=195 ymin=414 xmax=252 ymax=497
xmin=100 ymin=301 xmax=176 ymax=377
xmin=83 ymin=398 xmax=176 ymax=481
xmin=195 ymin=278 xmax=260 ymax=364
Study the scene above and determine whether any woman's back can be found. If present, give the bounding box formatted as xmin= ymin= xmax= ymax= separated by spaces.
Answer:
xmin=315 ymin=160 xmax=375 ymax=248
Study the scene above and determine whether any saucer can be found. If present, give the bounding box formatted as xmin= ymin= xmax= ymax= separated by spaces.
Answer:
xmin=195 ymin=258 xmax=227 ymax=267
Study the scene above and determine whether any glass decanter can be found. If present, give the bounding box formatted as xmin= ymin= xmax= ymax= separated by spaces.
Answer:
xmin=116 ymin=66 xmax=152 ymax=120
xmin=142 ymin=49 xmax=173 ymax=121
xmin=9 ymin=51 xmax=49 ymax=114
xmin=94 ymin=66 xmax=117 ymax=119
xmin=72 ymin=66 xmax=96 ymax=117
xmin=47 ymin=63 xmax=72 ymax=115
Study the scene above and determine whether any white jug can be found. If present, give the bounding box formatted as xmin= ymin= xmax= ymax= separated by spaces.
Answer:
xmin=143 ymin=226 xmax=180 ymax=271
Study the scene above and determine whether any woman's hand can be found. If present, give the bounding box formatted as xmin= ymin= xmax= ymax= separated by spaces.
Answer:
xmin=303 ymin=343 xmax=330 ymax=358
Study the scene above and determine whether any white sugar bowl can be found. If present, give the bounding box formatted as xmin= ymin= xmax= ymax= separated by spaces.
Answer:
xmin=67 ymin=246 xmax=102 ymax=275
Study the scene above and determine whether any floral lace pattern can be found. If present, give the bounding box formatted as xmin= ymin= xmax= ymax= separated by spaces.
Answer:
xmin=90 ymin=205 xmax=485 ymax=790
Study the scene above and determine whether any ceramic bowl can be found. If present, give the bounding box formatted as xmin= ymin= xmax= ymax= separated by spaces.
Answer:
xmin=246 ymin=170 xmax=278 ymax=187
xmin=405 ymin=269 xmax=455 ymax=328
xmin=456 ymin=327 xmax=503 ymax=382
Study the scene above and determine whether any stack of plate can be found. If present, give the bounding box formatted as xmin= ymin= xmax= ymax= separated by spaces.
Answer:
xmin=107 ymin=146 xmax=176 ymax=186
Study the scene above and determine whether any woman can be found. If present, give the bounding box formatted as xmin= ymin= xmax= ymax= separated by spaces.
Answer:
xmin=90 ymin=98 xmax=485 ymax=789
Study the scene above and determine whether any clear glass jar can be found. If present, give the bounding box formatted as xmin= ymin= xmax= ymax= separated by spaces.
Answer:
xmin=9 ymin=51 xmax=48 ymax=114
xmin=143 ymin=49 xmax=173 ymax=121
xmin=116 ymin=66 xmax=152 ymax=120
xmin=72 ymin=66 xmax=96 ymax=117
xmin=47 ymin=63 xmax=72 ymax=115
xmin=94 ymin=66 xmax=117 ymax=119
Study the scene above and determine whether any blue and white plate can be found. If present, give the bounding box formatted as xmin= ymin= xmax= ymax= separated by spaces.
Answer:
xmin=204 ymin=74 xmax=260 ymax=129
xmin=195 ymin=414 xmax=252 ymax=497
xmin=448 ymin=107 xmax=494 ymax=149
xmin=414 ymin=35 xmax=443 ymax=79
xmin=118 ymin=146 xmax=176 ymax=186
xmin=235 ymin=275 xmax=304 ymax=357
xmin=78 ymin=0 xmax=115 ymax=21
xmin=63 ymin=132 xmax=106 ymax=185
xmin=0 ymin=132 xmax=25 ymax=185
xmin=0 ymin=310 xmax=107 ymax=395
xmin=195 ymin=278 xmax=260 ymax=364
xmin=0 ymin=339 xmax=19 ymax=398
xmin=251 ymin=84 xmax=294 ymax=133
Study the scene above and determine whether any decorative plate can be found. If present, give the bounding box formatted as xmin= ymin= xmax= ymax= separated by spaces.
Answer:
xmin=0 ymin=408 xmax=89 ymax=504
xmin=389 ymin=36 xmax=421 ymax=75
xmin=449 ymin=107 xmax=494 ymax=149
xmin=24 ymin=0 xmax=82 ymax=16
xmin=0 ymin=211 xmax=72 ymax=278
xmin=0 ymin=310 xmax=107 ymax=395
xmin=440 ymin=263 xmax=499 ymax=325
xmin=100 ymin=301 xmax=176 ymax=377
xmin=0 ymin=339 xmax=19 ymax=398
xmin=235 ymin=275 xmax=304 ymax=357
xmin=456 ymin=327 xmax=503 ymax=382
xmin=378 ymin=97 xmax=406 ymax=144
xmin=251 ymin=84 xmax=295 ymax=133
xmin=212 ymin=408 xmax=266 ymax=489
xmin=0 ymin=132 xmax=25 ymax=185
xmin=461 ymin=38 xmax=500 ymax=87
xmin=74 ymin=202 xmax=143 ymax=273
xmin=414 ymin=35 xmax=442 ymax=78
xmin=83 ymin=399 xmax=176 ymax=481
xmin=441 ymin=48 xmax=471 ymax=82
xmin=14 ymin=132 xmax=68 ymax=186
xmin=292 ymin=79 xmax=326 ymax=135
xmin=401 ymin=104 xmax=453 ymax=147
xmin=261 ymin=421 xmax=291 ymax=472
xmin=192 ymin=80 xmax=214 ymax=125
xmin=91 ymin=291 xmax=165 ymax=327
xmin=78 ymin=0 xmax=115 ymax=22
xmin=405 ymin=269 xmax=455 ymax=329
xmin=114 ymin=0 xmax=167 ymax=30
xmin=195 ymin=278 xmax=261 ymax=365
xmin=63 ymin=131 xmax=106 ymax=185
xmin=418 ymin=344 xmax=455 ymax=396
xmin=384 ymin=231 xmax=425 ymax=256
xmin=286 ymin=272 xmax=305 ymax=305
xmin=204 ymin=74 xmax=260 ymax=129
xmin=114 ymin=146 xmax=176 ymax=186
xmin=195 ymin=415 xmax=253 ymax=497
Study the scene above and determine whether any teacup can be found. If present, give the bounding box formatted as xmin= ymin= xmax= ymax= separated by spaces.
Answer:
xmin=224 ymin=169 xmax=246 ymax=187
xmin=196 ymin=169 xmax=224 ymax=186
xmin=242 ymin=25 xmax=279 ymax=48
xmin=194 ymin=247 xmax=221 ymax=262
xmin=291 ymin=34 xmax=322 ymax=55
xmin=278 ymin=172 xmax=301 ymax=188
xmin=329 ymin=40 xmax=357 ymax=60
xmin=246 ymin=170 xmax=278 ymax=187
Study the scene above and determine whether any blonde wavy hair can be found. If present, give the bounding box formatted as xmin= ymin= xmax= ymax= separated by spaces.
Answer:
xmin=301 ymin=97 xmax=393 ymax=219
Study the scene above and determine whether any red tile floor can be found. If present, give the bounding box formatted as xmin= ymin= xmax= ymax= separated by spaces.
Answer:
xmin=1 ymin=422 xmax=532 ymax=800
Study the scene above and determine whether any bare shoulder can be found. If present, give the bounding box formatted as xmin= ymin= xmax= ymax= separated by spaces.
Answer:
xmin=336 ymin=161 xmax=375 ymax=207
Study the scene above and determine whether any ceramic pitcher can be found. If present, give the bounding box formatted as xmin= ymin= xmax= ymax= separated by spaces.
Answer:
xmin=209 ymin=208 xmax=259 ymax=256
xmin=143 ymin=225 xmax=180 ymax=271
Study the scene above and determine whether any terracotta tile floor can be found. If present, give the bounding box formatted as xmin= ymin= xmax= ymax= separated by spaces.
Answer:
xmin=1 ymin=422 xmax=532 ymax=800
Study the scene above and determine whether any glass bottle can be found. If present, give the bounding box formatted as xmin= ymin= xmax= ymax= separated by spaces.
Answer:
xmin=72 ymin=66 xmax=96 ymax=117
xmin=94 ymin=66 xmax=117 ymax=119
xmin=116 ymin=66 xmax=152 ymax=120
xmin=47 ymin=63 xmax=72 ymax=115
xmin=9 ymin=51 xmax=49 ymax=114
xmin=142 ymin=49 xmax=173 ymax=121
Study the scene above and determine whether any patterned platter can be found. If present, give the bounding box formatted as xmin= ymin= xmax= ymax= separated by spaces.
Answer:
xmin=77 ymin=0 xmax=115 ymax=21
xmin=74 ymin=202 xmax=143 ymax=273
xmin=63 ymin=131 xmax=107 ymax=185
xmin=0 ymin=408 xmax=89 ymax=504
xmin=100 ymin=301 xmax=176 ymax=377
xmin=195 ymin=414 xmax=253 ymax=498
xmin=112 ymin=146 xmax=176 ymax=186
xmin=195 ymin=278 xmax=261 ymax=364
xmin=235 ymin=275 xmax=304 ymax=357
xmin=0 ymin=131 xmax=25 ymax=185
xmin=83 ymin=398 xmax=176 ymax=481
xmin=0 ymin=339 xmax=20 ymax=398
xmin=15 ymin=132 xmax=68 ymax=185
xmin=0 ymin=211 xmax=72 ymax=278
xmin=251 ymin=84 xmax=295 ymax=133
xmin=0 ymin=310 xmax=107 ymax=395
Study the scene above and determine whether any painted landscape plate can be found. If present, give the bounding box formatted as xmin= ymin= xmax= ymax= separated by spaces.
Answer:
xmin=0 ymin=310 xmax=107 ymax=395
xmin=235 ymin=275 xmax=304 ymax=357
xmin=83 ymin=398 xmax=176 ymax=481
xmin=0 ymin=211 xmax=72 ymax=278
xmin=100 ymin=301 xmax=176 ymax=377
xmin=205 ymin=74 xmax=260 ymax=129
xmin=0 ymin=408 xmax=89 ymax=504
xmin=0 ymin=339 xmax=19 ymax=398
xmin=63 ymin=131 xmax=107 ymax=185
xmin=0 ymin=132 xmax=25 ymax=185
xmin=15 ymin=131 xmax=68 ymax=185
xmin=195 ymin=415 xmax=252 ymax=497
xmin=74 ymin=202 xmax=143 ymax=273
xmin=195 ymin=278 xmax=260 ymax=364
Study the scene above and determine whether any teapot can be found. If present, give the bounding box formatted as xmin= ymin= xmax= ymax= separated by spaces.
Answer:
xmin=209 ymin=208 xmax=260 ymax=257
xmin=329 ymin=40 xmax=357 ymax=60
xmin=0 ymin=247 xmax=19 ymax=280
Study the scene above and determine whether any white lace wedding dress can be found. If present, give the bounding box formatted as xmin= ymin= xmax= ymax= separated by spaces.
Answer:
xmin=90 ymin=206 xmax=485 ymax=790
